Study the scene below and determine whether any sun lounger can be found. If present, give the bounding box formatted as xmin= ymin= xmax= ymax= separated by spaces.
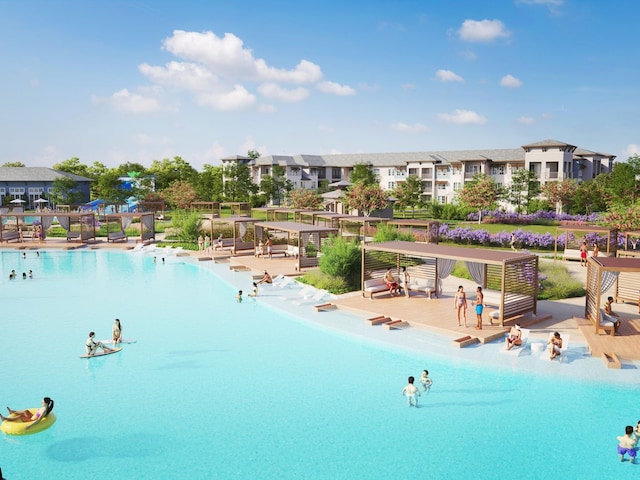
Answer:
xmin=293 ymin=289 xmax=328 ymax=306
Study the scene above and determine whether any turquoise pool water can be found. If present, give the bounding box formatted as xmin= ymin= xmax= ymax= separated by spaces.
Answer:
xmin=1 ymin=249 xmax=638 ymax=479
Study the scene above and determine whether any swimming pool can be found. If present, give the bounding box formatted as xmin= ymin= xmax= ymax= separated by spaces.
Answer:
xmin=1 ymin=249 xmax=638 ymax=479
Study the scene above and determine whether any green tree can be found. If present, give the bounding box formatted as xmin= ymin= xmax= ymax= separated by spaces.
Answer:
xmin=148 ymin=156 xmax=198 ymax=190
xmin=507 ymin=169 xmax=540 ymax=214
xmin=571 ymin=179 xmax=609 ymax=214
xmin=393 ymin=175 xmax=425 ymax=217
xmin=349 ymin=162 xmax=378 ymax=186
xmin=113 ymin=162 xmax=147 ymax=177
xmin=50 ymin=177 xmax=84 ymax=205
xmin=342 ymin=183 xmax=388 ymax=216
xmin=289 ymin=189 xmax=322 ymax=210
xmin=605 ymin=161 xmax=640 ymax=206
xmin=53 ymin=157 xmax=91 ymax=178
xmin=601 ymin=204 xmax=640 ymax=231
xmin=171 ymin=210 xmax=202 ymax=242
xmin=195 ymin=164 xmax=224 ymax=201
xmin=1 ymin=162 xmax=25 ymax=167
xmin=259 ymin=165 xmax=292 ymax=205
xmin=247 ymin=149 xmax=261 ymax=160
xmin=95 ymin=170 xmax=130 ymax=209
xmin=224 ymin=162 xmax=258 ymax=201
xmin=456 ymin=173 xmax=502 ymax=222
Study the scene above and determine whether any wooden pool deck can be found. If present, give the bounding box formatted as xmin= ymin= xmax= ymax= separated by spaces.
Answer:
xmin=575 ymin=316 xmax=640 ymax=361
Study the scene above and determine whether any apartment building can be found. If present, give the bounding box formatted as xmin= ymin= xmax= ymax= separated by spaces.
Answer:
xmin=221 ymin=139 xmax=615 ymax=206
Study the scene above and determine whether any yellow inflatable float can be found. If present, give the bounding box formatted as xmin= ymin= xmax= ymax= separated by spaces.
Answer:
xmin=1 ymin=398 xmax=56 ymax=435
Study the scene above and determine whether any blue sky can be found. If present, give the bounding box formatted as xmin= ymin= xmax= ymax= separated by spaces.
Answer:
xmin=1 ymin=0 xmax=638 ymax=170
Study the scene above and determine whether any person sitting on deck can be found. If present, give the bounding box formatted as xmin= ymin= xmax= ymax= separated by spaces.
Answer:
xmin=547 ymin=331 xmax=563 ymax=360
xmin=603 ymin=296 xmax=622 ymax=333
xmin=85 ymin=332 xmax=114 ymax=356
xmin=505 ymin=325 xmax=522 ymax=351
xmin=213 ymin=234 xmax=224 ymax=250
xmin=384 ymin=268 xmax=399 ymax=296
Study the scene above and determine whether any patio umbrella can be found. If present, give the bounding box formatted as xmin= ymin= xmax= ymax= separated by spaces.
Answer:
xmin=34 ymin=198 xmax=49 ymax=203
xmin=10 ymin=199 xmax=25 ymax=204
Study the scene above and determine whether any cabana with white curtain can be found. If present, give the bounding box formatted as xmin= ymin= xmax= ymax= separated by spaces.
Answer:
xmin=104 ymin=212 xmax=155 ymax=244
xmin=585 ymin=257 xmax=640 ymax=332
xmin=0 ymin=212 xmax=96 ymax=243
xmin=362 ymin=241 xmax=539 ymax=326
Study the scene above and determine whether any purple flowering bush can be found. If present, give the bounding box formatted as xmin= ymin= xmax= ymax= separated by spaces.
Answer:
xmin=467 ymin=210 xmax=601 ymax=225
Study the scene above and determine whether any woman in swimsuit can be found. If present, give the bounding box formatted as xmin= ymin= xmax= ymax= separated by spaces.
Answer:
xmin=454 ymin=285 xmax=467 ymax=327
xmin=112 ymin=318 xmax=123 ymax=345
xmin=0 ymin=397 xmax=54 ymax=428
xmin=505 ymin=325 xmax=522 ymax=350
xmin=547 ymin=331 xmax=563 ymax=360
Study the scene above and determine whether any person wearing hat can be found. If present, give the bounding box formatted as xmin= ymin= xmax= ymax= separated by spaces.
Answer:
xmin=505 ymin=324 xmax=522 ymax=351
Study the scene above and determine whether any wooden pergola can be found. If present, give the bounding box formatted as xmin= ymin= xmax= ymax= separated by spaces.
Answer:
xmin=339 ymin=216 xmax=390 ymax=242
xmin=212 ymin=216 xmax=258 ymax=253
xmin=221 ymin=202 xmax=251 ymax=217
xmin=190 ymin=202 xmax=220 ymax=216
xmin=362 ymin=241 xmax=539 ymax=326
xmin=313 ymin=212 xmax=350 ymax=228
xmin=138 ymin=201 xmax=165 ymax=214
xmin=387 ymin=219 xmax=440 ymax=244
xmin=619 ymin=231 xmax=640 ymax=258
xmin=298 ymin=210 xmax=337 ymax=225
xmin=554 ymin=225 xmax=618 ymax=259
xmin=251 ymin=207 xmax=280 ymax=220
xmin=104 ymin=212 xmax=156 ymax=244
xmin=585 ymin=256 xmax=640 ymax=329
xmin=0 ymin=212 xmax=96 ymax=243
xmin=253 ymin=221 xmax=338 ymax=270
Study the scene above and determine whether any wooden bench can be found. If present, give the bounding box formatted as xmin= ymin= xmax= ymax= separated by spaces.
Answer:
xmin=269 ymin=244 xmax=290 ymax=256
xmin=596 ymin=309 xmax=617 ymax=336
xmin=108 ymin=231 xmax=128 ymax=243
xmin=1 ymin=230 xmax=21 ymax=243
xmin=213 ymin=238 xmax=234 ymax=251
xmin=67 ymin=231 xmax=81 ymax=241
xmin=562 ymin=249 xmax=583 ymax=262
xmin=362 ymin=277 xmax=389 ymax=299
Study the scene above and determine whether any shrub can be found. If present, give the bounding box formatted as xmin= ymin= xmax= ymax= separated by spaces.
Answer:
xmin=373 ymin=222 xmax=415 ymax=242
xmin=171 ymin=210 xmax=202 ymax=243
xmin=299 ymin=269 xmax=351 ymax=295
xmin=318 ymin=235 xmax=362 ymax=289
xmin=538 ymin=262 xmax=585 ymax=300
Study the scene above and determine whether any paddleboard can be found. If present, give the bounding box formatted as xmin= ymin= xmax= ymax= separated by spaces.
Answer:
xmin=79 ymin=347 xmax=122 ymax=359
xmin=98 ymin=339 xmax=137 ymax=344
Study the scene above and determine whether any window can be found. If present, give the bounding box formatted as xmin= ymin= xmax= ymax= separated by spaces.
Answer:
xmin=332 ymin=168 xmax=341 ymax=179
xmin=453 ymin=182 xmax=462 ymax=191
xmin=491 ymin=166 xmax=505 ymax=175
xmin=310 ymin=168 xmax=318 ymax=176
xmin=29 ymin=187 xmax=44 ymax=194
xmin=0 ymin=188 xmax=5 ymax=195
xmin=318 ymin=169 xmax=326 ymax=179
xmin=9 ymin=187 xmax=25 ymax=195
xmin=452 ymin=166 xmax=462 ymax=175
xmin=261 ymin=167 xmax=270 ymax=175
xmin=290 ymin=167 xmax=300 ymax=176
xmin=437 ymin=196 xmax=447 ymax=204
xmin=421 ymin=168 xmax=432 ymax=178
xmin=387 ymin=182 xmax=396 ymax=189
xmin=372 ymin=168 xmax=380 ymax=176
xmin=437 ymin=183 xmax=447 ymax=191
xmin=408 ymin=168 xmax=418 ymax=175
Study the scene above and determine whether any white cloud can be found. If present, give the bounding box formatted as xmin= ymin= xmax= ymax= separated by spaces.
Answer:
xmin=517 ymin=116 xmax=535 ymax=124
xmin=197 ymin=85 xmax=256 ymax=111
xmin=458 ymin=19 xmax=511 ymax=42
xmin=316 ymin=81 xmax=356 ymax=96
xmin=436 ymin=69 xmax=464 ymax=83
xmin=623 ymin=144 xmax=640 ymax=158
xmin=390 ymin=122 xmax=429 ymax=133
xmin=501 ymin=74 xmax=523 ymax=88
xmin=139 ymin=61 xmax=218 ymax=91
xmin=437 ymin=109 xmax=487 ymax=125
xmin=515 ymin=0 xmax=563 ymax=13
xmin=257 ymin=83 xmax=309 ymax=102
xmin=163 ymin=30 xmax=322 ymax=84
xmin=102 ymin=88 xmax=164 ymax=114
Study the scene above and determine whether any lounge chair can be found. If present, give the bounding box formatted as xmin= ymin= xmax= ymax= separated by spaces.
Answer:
xmin=500 ymin=328 xmax=530 ymax=356
xmin=293 ymin=288 xmax=329 ymax=306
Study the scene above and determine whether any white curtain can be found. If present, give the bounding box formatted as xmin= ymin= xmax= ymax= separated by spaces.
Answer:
xmin=600 ymin=271 xmax=619 ymax=294
xmin=141 ymin=215 xmax=154 ymax=231
xmin=121 ymin=216 xmax=133 ymax=231
xmin=40 ymin=216 xmax=54 ymax=231
xmin=57 ymin=216 xmax=70 ymax=231
xmin=239 ymin=222 xmax=247 ymax=240
xmin=465 ymin=261 xmax=485 ymax=285
xmin=437 ymin=258 xmax=456 ymax=279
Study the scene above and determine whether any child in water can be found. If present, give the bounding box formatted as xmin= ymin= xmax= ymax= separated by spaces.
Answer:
xmin=419 ymin=370 xmax=433 ymax=393
xmin=401 ymin=376 xmax=421 ymax=407
xmin=236 ymin=290 xmax=243 ymax=303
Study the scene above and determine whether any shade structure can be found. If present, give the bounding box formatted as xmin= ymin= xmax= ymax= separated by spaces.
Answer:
xmin=10 ymin=199 xmax=25 ymax=203
xmin=34 ymin=198 xmax=49 ymax=203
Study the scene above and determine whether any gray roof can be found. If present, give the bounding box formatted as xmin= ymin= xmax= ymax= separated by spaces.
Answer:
xmin=0 ymin=167 xmax=93 ymax=182
xmin=521 ymin=139 xmax=577 ymax=149
xmin=574 ymin=148 xmax=615 ymax=158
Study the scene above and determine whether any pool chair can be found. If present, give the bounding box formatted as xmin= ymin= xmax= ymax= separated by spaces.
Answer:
xmin=272 ymin=275 xmax=298 ymax=289
xmin=540 ymin=333 xmax=570 ymax=362
xmin=499 ymin=328 xmax=530 ymax=356
xmin=293 ymin=288 xmax=329 ymax=306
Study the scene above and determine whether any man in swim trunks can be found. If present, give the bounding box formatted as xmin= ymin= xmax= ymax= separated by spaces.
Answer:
xmin=257 ymin=271 xmax=272 ymax=285
xmin=579 ymin=241 xmax=588 ymax=267
xmin=85 ymin=332 xmax=114 ymax=356
xmin=384 ymin=268 xmax=399 ymax=296
xmin=617 ymin=425 xmax=637 ymax=463
xmin=473 ymin=286 xmax=484 ymax=330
